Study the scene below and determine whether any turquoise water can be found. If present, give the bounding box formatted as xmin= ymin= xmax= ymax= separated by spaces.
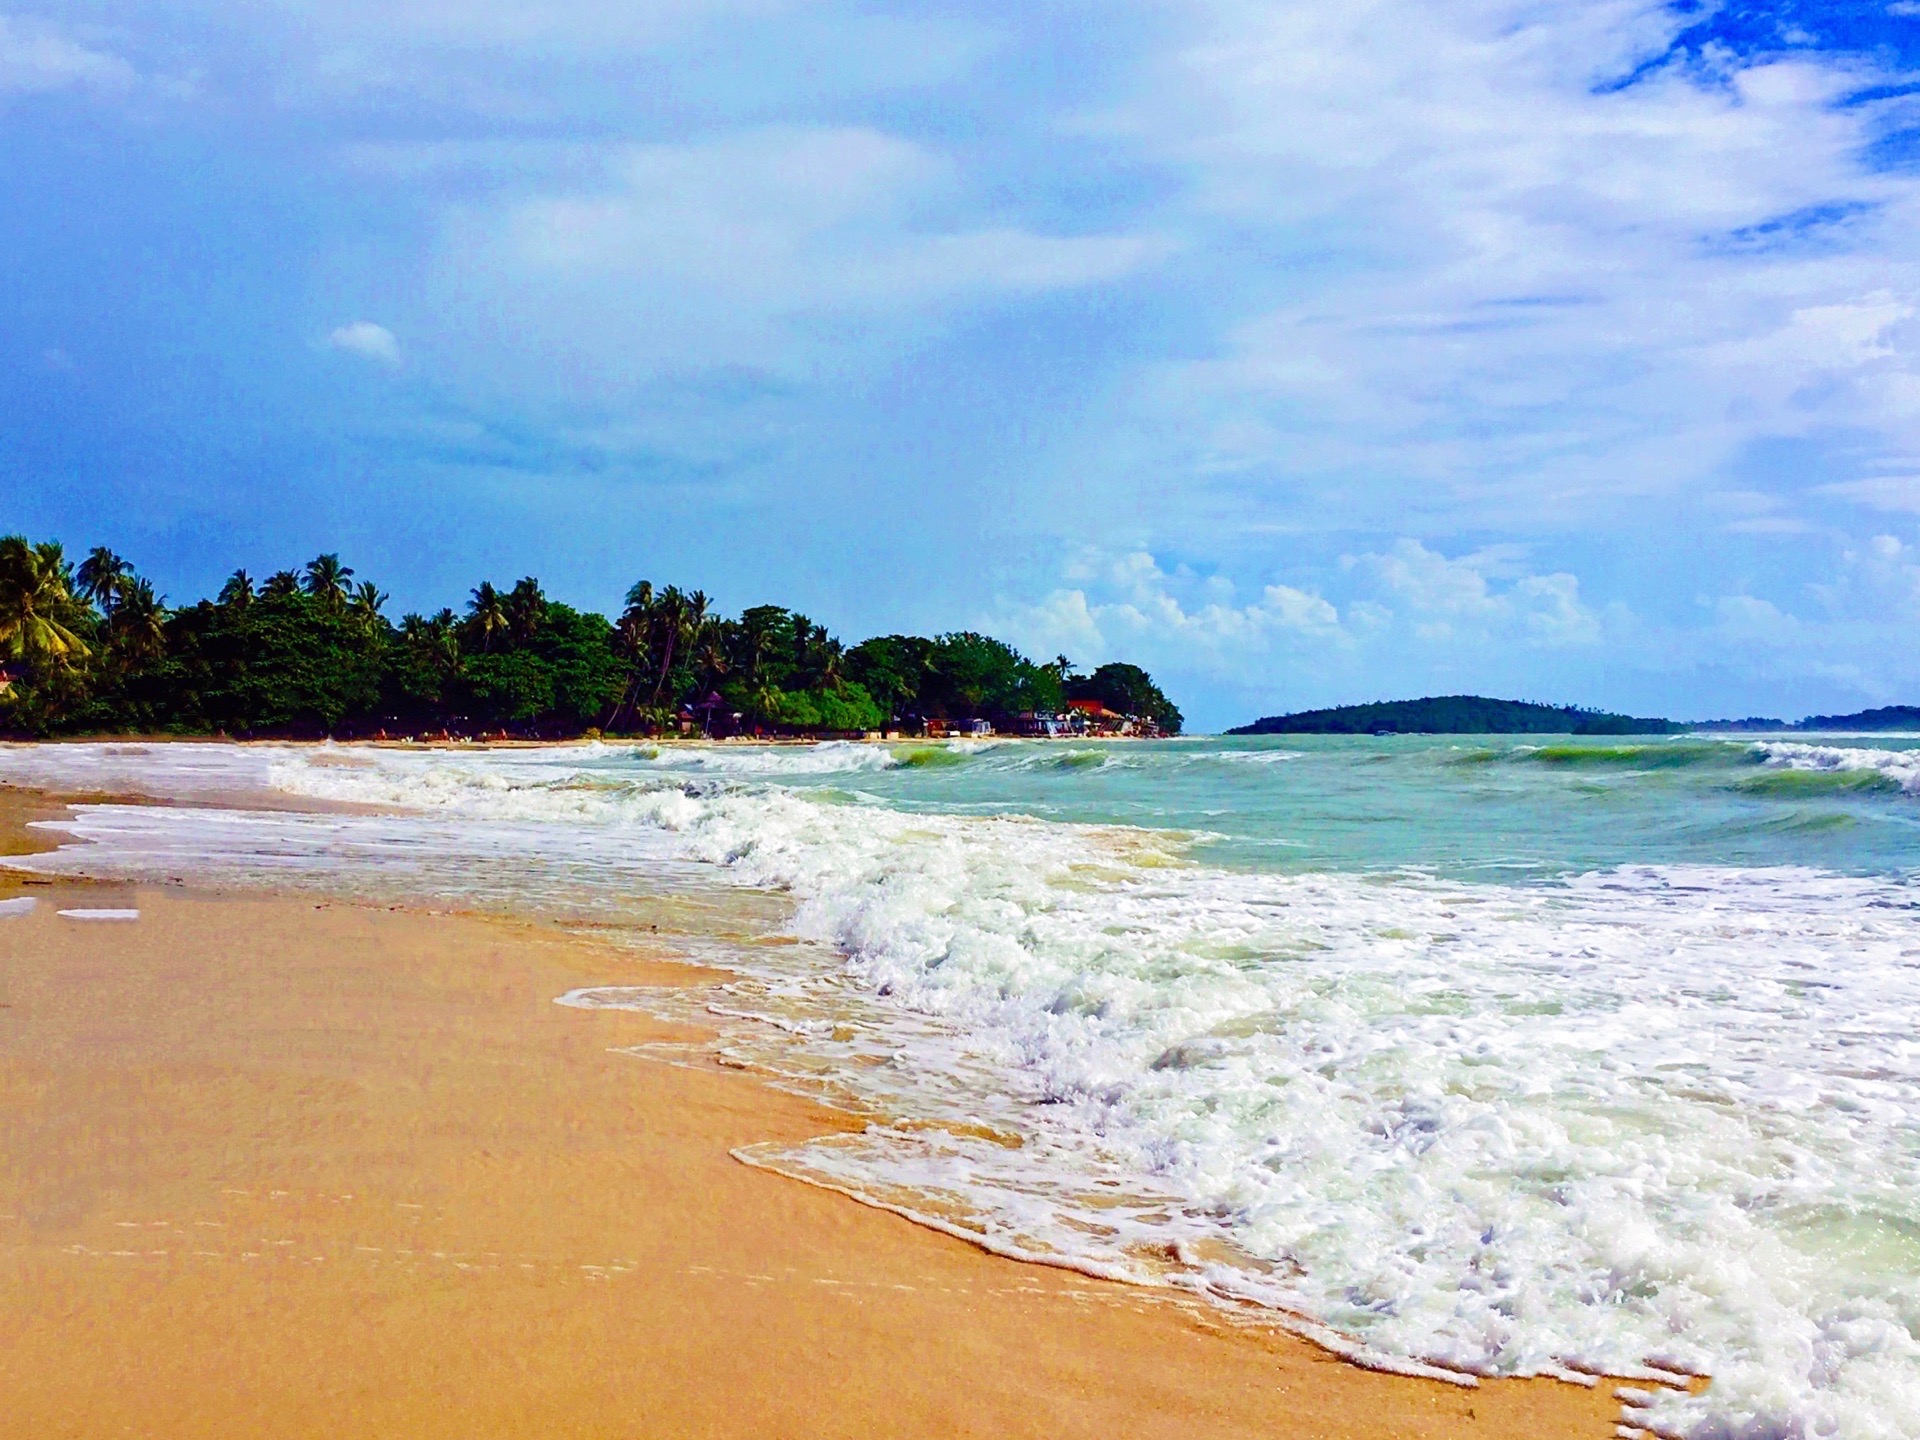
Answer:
xmin=723 ymin=733 xmax=1920 ymax=879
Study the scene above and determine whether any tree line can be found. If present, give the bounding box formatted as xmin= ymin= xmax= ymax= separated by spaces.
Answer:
xmin=0 ymin=537 xmax=1183 ymax=739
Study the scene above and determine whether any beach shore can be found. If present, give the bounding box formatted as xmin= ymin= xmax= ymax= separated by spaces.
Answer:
xmin=0 ymin=786 xmax=1624 ymax=1438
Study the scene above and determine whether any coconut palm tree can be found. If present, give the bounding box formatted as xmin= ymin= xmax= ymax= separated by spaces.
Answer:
xmin=467 ymin=581 xmax=507 ymax=652
xmin=302 ymin=554 xmax=354 ymax=614
xmin=76 ymin=547 xmax=131 ymax=617
xmin=262 ymin=569 xmax=301 ymax=600
xmin=107 ymin=577 xmax=167 ymax=664
xmin=505 ymin=577 xmax=546 ymax=644
xmin=218 ymin=570 xmax=255 ymax=609
xmin=607 ymin=611 xmax=650 ymax=731
xmin=646 ymin=586 xmax=690 ymax=707
xmin=691 ymin=624 xmax=730 ymax=694
xmin=0 ymin=536 xmax=89 ymax=671
xmin=401 ymin=611 xmax=461 ymax=685
xmin=348 ymin=580 xmax=388 ymax=634
xmin=606 ymin=581 xmax=663 ymax=729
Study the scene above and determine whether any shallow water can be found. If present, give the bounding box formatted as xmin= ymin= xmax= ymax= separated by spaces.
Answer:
xmin=8 ymin=732 xmax=1920 ymax=1437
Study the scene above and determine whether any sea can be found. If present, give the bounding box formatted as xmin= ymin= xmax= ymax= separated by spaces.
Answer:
xmin=6 ymin=732 xmax=1920 ymax=1438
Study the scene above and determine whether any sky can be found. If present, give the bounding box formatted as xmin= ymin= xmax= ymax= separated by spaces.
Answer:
xmin=5 ymin=1 xmax=1920 ymax=729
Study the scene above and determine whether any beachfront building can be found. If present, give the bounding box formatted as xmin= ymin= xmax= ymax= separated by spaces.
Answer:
xmin=1013 ymin=711 xmax=1072 ymax=737
xmin=1066 ymin=698 xmax=1133 ymax=736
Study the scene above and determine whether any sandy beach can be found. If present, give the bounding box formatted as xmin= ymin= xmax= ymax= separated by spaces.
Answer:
xmin=0 ymin=787 xmax=1627 ymax=1438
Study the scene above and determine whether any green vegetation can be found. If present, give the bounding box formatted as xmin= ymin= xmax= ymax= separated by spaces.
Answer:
xmin=1228 ymin=695 xmax=1679 ymax=736
xmin=0 ymin=537 xmax=1181 ymax=739
xmin=1700 ymin=705 xmax=1920 ymax=732
xmin=1062 ymin=661 xmax=1183 ymax=734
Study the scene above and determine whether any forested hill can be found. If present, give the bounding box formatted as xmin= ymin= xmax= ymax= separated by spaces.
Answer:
xmin=1228 ymin=695 xmax=1680 ymax=736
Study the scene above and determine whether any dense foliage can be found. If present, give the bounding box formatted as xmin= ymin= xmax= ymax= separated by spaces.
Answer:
xmin=1229 ymin=695 xmax=1678 ymax=736
xmin=0 ymin=538 xmax=1181 ymax=738
xmin=1064 ymin=662 xmax=1184 ymax=734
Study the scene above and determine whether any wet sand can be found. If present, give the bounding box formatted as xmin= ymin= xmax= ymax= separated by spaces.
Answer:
xmin=0 ymin=787 xmax=1628 ymax=1438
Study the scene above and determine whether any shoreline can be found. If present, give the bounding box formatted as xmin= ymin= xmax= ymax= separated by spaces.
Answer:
xmin=0 ymin=783 xmax=1633 ymax=1437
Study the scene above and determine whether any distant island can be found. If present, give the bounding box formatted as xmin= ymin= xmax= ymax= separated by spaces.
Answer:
xmin=1232 ymin=696 xmax=1920 ymax=736
xmin=1228 ymin=696 xmax=1679 ymax=736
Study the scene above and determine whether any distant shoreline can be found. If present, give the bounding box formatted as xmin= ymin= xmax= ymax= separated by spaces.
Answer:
xmin=1230 ymin=694 xmax=1920 ymax=737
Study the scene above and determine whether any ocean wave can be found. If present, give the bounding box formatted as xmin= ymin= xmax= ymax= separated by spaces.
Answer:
xmin=632 ymin=740 xmax=904 ymax=776
xmin=1754 ymin=742 xmax=1920 ymax=795
xmin=11 ymin=742 xmax=1920 ymax=1435
xmin=1519 ymin=740 xmax=1738 ymax=769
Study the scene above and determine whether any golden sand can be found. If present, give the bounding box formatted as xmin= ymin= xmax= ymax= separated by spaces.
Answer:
xmin=0 ymin=788 xmax=1627 ymax=1438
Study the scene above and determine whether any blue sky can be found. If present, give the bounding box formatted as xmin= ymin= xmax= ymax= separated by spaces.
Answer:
xmin=6 ymin=0 xmax=1920 ymax=729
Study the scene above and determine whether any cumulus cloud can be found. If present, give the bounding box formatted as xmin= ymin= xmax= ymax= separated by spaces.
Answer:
xmin=1347 ymin=540 xmax=1603 ymax=646
xmin=994 ymin=540 xmax=1605 ymax=695
xmin=995 ymin=549 xmax=1346 ymax=666
xmin=326 ymin=320 xmax=401 ymax=365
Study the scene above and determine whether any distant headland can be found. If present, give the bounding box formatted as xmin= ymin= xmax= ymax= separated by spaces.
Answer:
xmin=1228 ymin=695 xmax=1920 ymax=736
xmin=1227 ymin=696 xmax=1680 ymax=736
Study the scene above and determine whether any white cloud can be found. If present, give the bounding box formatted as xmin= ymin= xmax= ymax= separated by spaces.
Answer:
xmin=326 ymin=320 xmax=401 ymax=365
xmin=1080 ymin=1 xmax=1920 ymax=531
xmin=1345 ymin=540 xmax=1603 ymax=646
xmin=1712 ymin=593 xmax=1803 ymax=647
xmin=993 ymin=549 xmax=1345 ymax=672
xmin=425 ymin=126 xmax=1168 ymax=383
xmin=1816 ymin=474 xmax=1920 ymax=514
xmin=1709 ymin=293 xmax=1912 ymax=372
xmin=493 ymin=128 xmax=1156 ymax=303
xmin=0 ymin=15 xmax=135 ymax=94
xmin=995 ymin=540 xmax=1603 ymax=690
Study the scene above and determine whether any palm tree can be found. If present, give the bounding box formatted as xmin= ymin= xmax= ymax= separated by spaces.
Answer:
xmin=76 ymin=547 xmax=131 ymax=616
xmin=817 ymin=637 xmax=845 ymax=690
xmin=302 ymin=554 xmax=354 ymax=614
xmin=107 ymin=577 xmax=167 ymax=664
xmin=607 ymin=581 xmax=660 ymax=729
xmin=646 ymin=586 xmax=690 ymax=707
xmin=348 ymin=580 xmax=388 ymax=633
xmin=691 ymin=625 xmax=730 ymax=693
xmin=0 ymin=536 xmax=89 ymax=671
xmin=218 ymin=570 xmax=255 ymax=609
xmin=401 ymin=611 xmax=461 ymax=685
xmin=505 ymin=577 xmax=546 ymax=644
xmin=467 ymin=582 xmax=508 ymax=652
xmin=262 ymin=570 xmax=301 ymax=600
